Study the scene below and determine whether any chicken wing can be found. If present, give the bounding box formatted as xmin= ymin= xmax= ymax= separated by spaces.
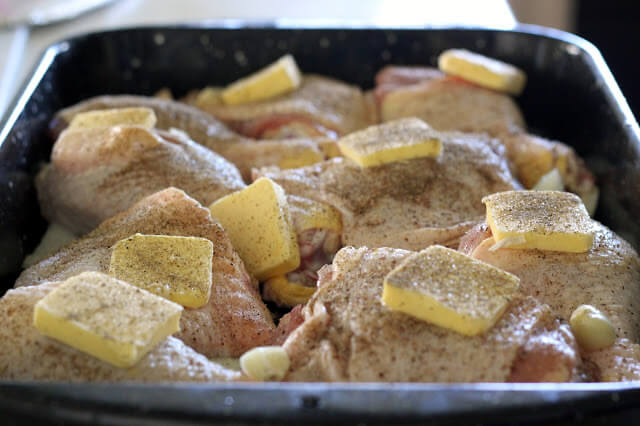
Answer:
xmin=37 ymin=125 xmax=246 ymax=235
xmin=283 ymin=246 xmax=581 ymax=382
xmin=17 ymin=188 xmax=280 ymax=358
xmin=0 ymin=282 xmax=241 ymax=382
xmin=257 ymin=130 xmax=519 ymax=250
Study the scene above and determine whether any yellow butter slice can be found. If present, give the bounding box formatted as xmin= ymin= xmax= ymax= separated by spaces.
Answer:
xmin=67 ymin=107 xmax=157 ymax=130
xmin=263 ymin=275 xmax=316 ymax=307
xmin=109 ymin=234 xmax=214 ymax=309
xmin=438 ymin=49 xmax=526 ymax=95
xmin=482 ymin=190 xmax=594 ymax=253
xmin=277 ymin=148 xmax=324 ymax=170
xmin=209 ymin=177 xmax=300 ymax=281
xmin=382 ymin=245 xmax=519 ymax=336
xmin=337 ymin=118 xmax=442 ymax=167
xmin=33 ymin=271 xmax=182 ymax=368
xmin=287 ymin=195 xmax=342 ymax=234
xmin=221 ymin=54 xmax=302 ymax=105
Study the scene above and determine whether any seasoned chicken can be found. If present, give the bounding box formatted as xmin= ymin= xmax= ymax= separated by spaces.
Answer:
xmin=0 ymin=282 xmax=241 ymax=382
xmin=16 ymin=188 xmax=281 ymax=358
xmin=459 ymin=221 xmax=640 ymax=342
xmin=50 ymin=95 xmax=328 ymax=179
xmin=583 ymin=338 xmax=640 ymax=381
xmin=283 ymin=246 xmax=581 ymax=382
xmin=375 ymin=66 xmax=596 ymax=198
xmin=37 ymin=126 xmax=246 ymax=235
xmin=376 ymin=67 xmax=525 ymax=135
xmin=257 ymin=131 xmax=519 ymax=251
xmin=196 ymin=75 xmax=373 ymax=139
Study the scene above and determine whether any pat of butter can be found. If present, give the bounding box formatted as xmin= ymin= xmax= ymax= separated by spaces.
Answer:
xmin=337 ymin=118 xmax=442 ymax=167
xmin=438 ymin=49 xmax=526 ymax=95
xmin=221 ymin=54 xmax=302 ymax=105
xmin=67 ymin=107 xmax=157 ymax=130
xmin=382 ymin=245 xmax=519 ymax=336
xmin=209 ymin=177 xmax=300 ymax=281
xmin=263 ymin=275 xmax=317 ymax=307
xmin=287 ymin=195 xmax=342 ymax=234
xmin=482 ymin=190 xmax=594 ymax=253
xmin=109 ymin=234 xmax=214 ymax=309
xmin=33 ymin=271 xmax=182 ymax=368
xmin=276 ymin=147 xmax=324 ymax=170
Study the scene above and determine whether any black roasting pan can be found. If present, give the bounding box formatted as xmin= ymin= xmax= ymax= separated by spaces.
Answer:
xmin=0 ymin=24 xmax=639 ymax=425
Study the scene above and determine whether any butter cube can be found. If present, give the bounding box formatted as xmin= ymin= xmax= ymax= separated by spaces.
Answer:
xmin=109 ymin=234 xmax=214 ymax=309
xmin=438 ymin=49 xmax=526 ymax=95
xmin=317 ymin=138 xmax=342 ymax=159
xmin=221 ymin=54 xmax=302 ymax=105
xmin=67 ymin=107 xmax=157 ymax=130
xmin=33 ymin=271 xmax=182 ymax=368
xmin=276 ymin=148 xmax=324 ymax=170
xmin=263 ymin=275 xmax=317 ymax=307
xmin=194 ymin=86 xmax=224 ymax=110
xmin=337 ymin=118 xmax=442 ymax=167
xmin=482 ymin=190 xmax=594 ymax=253
xmin=287 ymin=195 xmax=342 ymax=234
xmin=209 ymin=177 xmax=300 ymax=281
xmin=382 ymin=245 xmax=519 ymax=336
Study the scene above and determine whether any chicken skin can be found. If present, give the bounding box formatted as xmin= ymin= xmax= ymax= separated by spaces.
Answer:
xmin=16 ymin=188 xmax=282 ymax=358
xmin=283 ymin=246 xmax=581 ymax=382
xmin=375 ymin=66 xmax=597 ymax=199
xmin=51 ymin=95 xmax=328 ymax=179
xmin=459 ymin=221 xmax=640 ymax=341
xmin=37 ymin=125 xmax=246 ymax=235
xmin=258 ymin=129 xmax=519 ymax=251
xmin=0 ymin=282 xmax=241 ymax=383
xmin=195 ymin=75 xmax=374 ymax=139
xmin=459 ymin=221 xmax=640 ymax=381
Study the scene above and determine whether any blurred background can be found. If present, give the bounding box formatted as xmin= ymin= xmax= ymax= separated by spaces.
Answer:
xmin=1 ymin=0 xmax=638 ymax=120
xmin=510 ymin=0 xmax=640 ymax=119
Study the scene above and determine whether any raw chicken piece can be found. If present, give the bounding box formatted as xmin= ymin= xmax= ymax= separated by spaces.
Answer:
xmin=50 ymin=95 xmax=328 ymax=179
xmin=283 ymin=246 xmax=581 ymax=382
xmin=375 ymin=66 xmax=596 ymax=198
xmin=16 ymin=188 xmax=281 ymax=358
xmin=459 ymin=221 xmax=640 ymax=342
xmin=51 ymin=95 xmax=243 ymax=154
xmin=37 ymin=126 xmax=246 ymax=235
xmin=257 ymin=131 xmax=519 ymax=251
xmin=376 ymin=70 xmax=525 ymax=135
xmin=0 ymin=282 xmax=242 ymax=382
xmin=198 ymin=76 xmax=373 ymax=139
xmin=584 ymin=338 xmax=640 ymax=382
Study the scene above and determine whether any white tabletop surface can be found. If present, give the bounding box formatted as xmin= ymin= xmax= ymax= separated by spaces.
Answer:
xmin=0 ymin=0 xmax=515 ymax=121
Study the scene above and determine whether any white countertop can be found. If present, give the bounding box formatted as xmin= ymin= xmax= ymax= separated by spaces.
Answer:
xmin=0 ymin=0 xmax=515 ymax=121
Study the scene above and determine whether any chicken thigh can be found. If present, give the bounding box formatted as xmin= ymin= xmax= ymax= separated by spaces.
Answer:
xmin=196 ymin=75 xmax=374 ymax=139
xmin=51 ymin=95 xmax=328 ymax=179
xmin=283 ymin=246 xmax=581 ymax=382
xmin=375 ymin=66 xmax=597 ymax=199
xmin=17 ymin=188 xmax=281 ymax=358
xmin=258 ymin=130 xmax=520 ymax=250
xmin=37 ymin=125 xmax=246 ymax=235
xmin=0 ymin=282 xmax=241 ymax=382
